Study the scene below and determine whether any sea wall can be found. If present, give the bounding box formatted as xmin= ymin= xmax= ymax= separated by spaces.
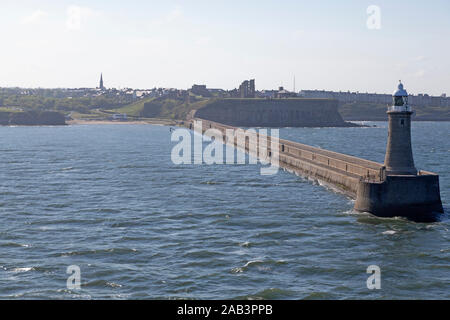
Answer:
xmin=193 ymin=98 xmax=356 ymax=127
xmin=354 ymin=174 xmax=444 ymax=222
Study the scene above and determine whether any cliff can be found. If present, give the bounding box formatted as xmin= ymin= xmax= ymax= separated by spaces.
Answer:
xmin=193 ymin=98 xmax=357 ymax=127
xmin=0 ymin=110 xmax=66 ymax=125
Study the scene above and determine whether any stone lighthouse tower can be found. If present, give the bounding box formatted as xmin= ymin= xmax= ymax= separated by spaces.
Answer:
xmin=384 ymin=81 xmax=417 ymax=175
xmin=355 ymin=81 xmax=443 ymax=221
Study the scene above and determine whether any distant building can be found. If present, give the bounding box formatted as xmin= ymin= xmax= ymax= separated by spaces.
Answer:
xmin=275 ymin=86 xmax=297 ymax=98
xmin=257 ymin=90 xmax=277 ymax=98
xmin=207 ymin=88 xmax=226 ymax=97
xmin=299 ymin=89 xmax=450 ymax=107
xmin=112 ymin=113 xmax=127 ymax=121
xmin=239 ymin=79 xmax=255 ymax=98
xmin=190 ymin=84 xmax=212 ymax=97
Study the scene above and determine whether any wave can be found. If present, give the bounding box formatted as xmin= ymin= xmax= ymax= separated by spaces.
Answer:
xmin=231 ymin=259 xmax=288 ymax=274
xmin=59 ymin=247 xmax=139 ymax=257
xmin=235 ymin=288 xmax=296 ymax=300
xmin=1 ymin=242 xmax=31 ymax=248
xmin=83 ymin=279 xmax=123 ymax=289
xmin=238 ymin=241 xmax=251 ymax=247
xmin=11 ymin=267 xmax=35 ymax=273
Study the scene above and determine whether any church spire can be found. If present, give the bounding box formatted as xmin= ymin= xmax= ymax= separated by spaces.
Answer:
xmin=99 ymin=73 xmax=104 ymax=90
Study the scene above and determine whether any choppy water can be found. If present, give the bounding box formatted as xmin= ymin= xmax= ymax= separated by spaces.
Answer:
xmin=0 ymin=122 xmax=448 ymax=299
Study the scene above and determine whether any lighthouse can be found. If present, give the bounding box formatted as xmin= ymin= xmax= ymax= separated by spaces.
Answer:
xmin=384 ymin=81 xmax=417 ymax=175
xmin=355 ymin=81 xmax=443 ymax=221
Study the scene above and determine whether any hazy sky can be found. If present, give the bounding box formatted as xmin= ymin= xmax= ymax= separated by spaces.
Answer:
xmin=1 ymin=0 xmax=449 ymax=95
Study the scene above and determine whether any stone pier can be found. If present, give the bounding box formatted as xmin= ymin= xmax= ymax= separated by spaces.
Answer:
xmin=185 ymin=118 xmax=444 ymax=222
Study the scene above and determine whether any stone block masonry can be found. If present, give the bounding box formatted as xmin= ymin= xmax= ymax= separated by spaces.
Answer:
xmin=193 ymin=98 xmax=358 ymax=128
xmin=185 ymin=118 xmax=443 ymax=222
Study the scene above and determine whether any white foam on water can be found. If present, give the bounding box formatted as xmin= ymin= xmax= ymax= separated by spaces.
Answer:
xmin=12 ymin=267 xmax=34 ymax=273
xmin=244 ymin=260 xmax=264 ymax=268
xmin=106 ymin=282 xmax=122 ymax=288
xmin=239 ymin=241 xmax=251 ymax=247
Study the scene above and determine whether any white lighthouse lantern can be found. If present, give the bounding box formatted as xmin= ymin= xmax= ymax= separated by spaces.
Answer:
xmin=390 ymin=81 xmax=410 ymax=112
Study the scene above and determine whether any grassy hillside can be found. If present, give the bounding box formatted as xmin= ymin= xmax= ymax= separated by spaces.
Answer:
xmin=339 ymin=102 xmax=388 ymax=120
xmin=139 ymin=96 xmax=211 ymax=119
xmin=339 ymin=102 xmax=450 ymax=121
xmin=109 ymin=98 xmax=152 ymax=116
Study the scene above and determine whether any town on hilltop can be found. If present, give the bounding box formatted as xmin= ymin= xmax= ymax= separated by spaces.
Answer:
xmin=1 ymin=74 xmax=449 ymax=125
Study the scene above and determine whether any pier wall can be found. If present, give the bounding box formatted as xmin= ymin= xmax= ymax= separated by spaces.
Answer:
xmin=186 ymin=118 xmax=443 ymax=221
xmin=189 ymin=118 xmax=385 ymax=198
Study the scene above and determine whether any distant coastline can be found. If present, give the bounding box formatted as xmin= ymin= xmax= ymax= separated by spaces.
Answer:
xmin=2 ymin=85 xmax=448 ymax=126
xmin=343 ymin=117 xmax=450 ymax=121
xmin=67 ymin=119 xmax=178 ymax=126
xmin=339 ymin=102 xmax=450 ymax=121
xmin=1 ymin=96 xmax=448 ymax=127
xmin=0 ymin=110 xmax=66 ymax=126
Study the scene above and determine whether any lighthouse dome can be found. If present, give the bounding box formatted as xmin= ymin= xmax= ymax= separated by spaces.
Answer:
xmin=391 ymin=81 xmax=410 ymax=110
xmin=393 ymin=81 xmax=408 ymax=97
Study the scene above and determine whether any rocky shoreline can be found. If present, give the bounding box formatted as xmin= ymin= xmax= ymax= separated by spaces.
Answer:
xmin=0 ymin=111 xmax=66 ymax=126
